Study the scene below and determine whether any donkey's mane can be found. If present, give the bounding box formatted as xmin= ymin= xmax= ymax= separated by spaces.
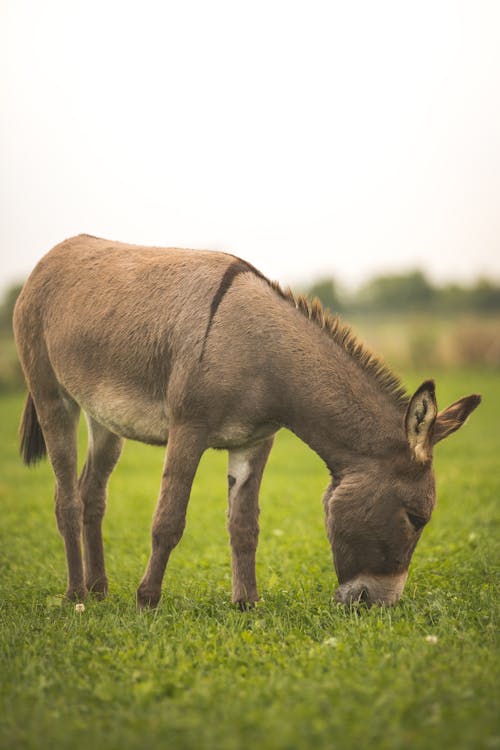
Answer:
xmin=268 ymin=279 xmax=409 ymax=408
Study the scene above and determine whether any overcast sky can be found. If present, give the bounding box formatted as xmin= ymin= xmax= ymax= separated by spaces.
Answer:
xmin=1 ymin=0 xmax=499 ymax=294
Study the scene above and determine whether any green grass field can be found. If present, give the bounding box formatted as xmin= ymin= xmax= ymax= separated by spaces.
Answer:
xmin=1 ymin=370 xmax=499 ymax=750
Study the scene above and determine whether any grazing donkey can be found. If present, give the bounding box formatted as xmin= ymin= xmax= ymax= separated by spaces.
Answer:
xmin=14 ymin=235 xmax=481 ymax=608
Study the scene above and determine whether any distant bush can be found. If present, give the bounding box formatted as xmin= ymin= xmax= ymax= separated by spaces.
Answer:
xmin=468 ymin=280 xmax=500 ymax=312
xmin=356 ymin=271 xmax=436 ymax=312
xmin=0 ymin=283 xmax=22 ymax=334
xmin=0 ymin=335 xmax=24 ymax=391
xmin=0 ymin=283 xmax=24 ymax=391
xmin=307 ymin=278 xmax=344 ymax=313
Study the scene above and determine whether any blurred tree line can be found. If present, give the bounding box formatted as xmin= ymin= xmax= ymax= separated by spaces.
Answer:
xmin=307 ymin=271 xmax=500 ymax=314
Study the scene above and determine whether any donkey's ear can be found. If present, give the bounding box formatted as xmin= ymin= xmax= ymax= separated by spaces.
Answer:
xmin=405 ymin=380 xmax=438 ymax=463
xmin=433 ymin=394 xmax=481 ymax=444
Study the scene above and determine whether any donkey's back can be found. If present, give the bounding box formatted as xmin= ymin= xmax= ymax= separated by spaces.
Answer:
xmin=14 ymin=234 xmax=260 ymax=446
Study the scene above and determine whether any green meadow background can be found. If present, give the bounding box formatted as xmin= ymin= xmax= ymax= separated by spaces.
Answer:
xmin=1 ymin=277 xmax=499 ymax=750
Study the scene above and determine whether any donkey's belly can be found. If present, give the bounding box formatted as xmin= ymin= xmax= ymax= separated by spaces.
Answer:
xmin=78 ymin=382 xmax=169 ymax=445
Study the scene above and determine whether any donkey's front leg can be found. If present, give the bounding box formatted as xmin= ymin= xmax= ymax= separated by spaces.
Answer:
xmin=227 ymin=437 xmax=274 ymax=609
xmin=137 ymin=424 xmax=206 ymax=610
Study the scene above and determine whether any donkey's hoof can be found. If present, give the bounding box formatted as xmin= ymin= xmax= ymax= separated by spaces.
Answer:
xmin=235 ymin=599 xmax=256 ymax=612
xmin=136 ymin=585 xmax=161 ymax=610
xmin=86 ymin=577 xmax=108 ymax=600
xmin=65 ymin=585 xmax=88 ymax=602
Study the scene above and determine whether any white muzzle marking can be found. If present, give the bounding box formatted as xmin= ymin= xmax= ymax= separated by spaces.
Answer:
xmin=335 ymin=571 xmax=408 ymax=607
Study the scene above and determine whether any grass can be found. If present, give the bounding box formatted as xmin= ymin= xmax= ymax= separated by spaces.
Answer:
xmin=0 ymin=370 xmax=499 ymax=750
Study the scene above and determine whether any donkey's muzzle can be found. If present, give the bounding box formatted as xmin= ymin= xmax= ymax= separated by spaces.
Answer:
xmin=335 ymin=582 xmax=372 ymax=607
xmin=335 ymin=571 xmax=408 ymax=608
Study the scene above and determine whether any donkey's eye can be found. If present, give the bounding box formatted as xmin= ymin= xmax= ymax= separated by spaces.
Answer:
xmin=407 ymin=512 xmax=427 ymax=531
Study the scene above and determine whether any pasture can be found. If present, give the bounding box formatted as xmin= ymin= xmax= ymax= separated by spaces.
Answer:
xmin=1 ymin=369 xmax=499 ymax=750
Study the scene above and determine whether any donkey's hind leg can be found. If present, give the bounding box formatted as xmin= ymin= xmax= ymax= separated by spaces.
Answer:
xmin=227 ymin=437 xmax=274 ymax=609
xmin=79 ymin=415 xmax=124 ymax=597
xmin=31 ymin=391 xmax=85 ymax=600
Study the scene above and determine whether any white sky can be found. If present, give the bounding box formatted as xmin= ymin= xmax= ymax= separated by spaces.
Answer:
xmin=1 ymin=0 xmax=500 ymax=294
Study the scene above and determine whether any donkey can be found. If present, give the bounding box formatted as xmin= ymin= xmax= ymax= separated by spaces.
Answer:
xmin=13 ymin=235 xmax=481 ymax=608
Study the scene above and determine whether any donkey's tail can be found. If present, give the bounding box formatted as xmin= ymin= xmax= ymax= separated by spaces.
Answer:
xmin=19 ymin=393 xmax=47 ymax=466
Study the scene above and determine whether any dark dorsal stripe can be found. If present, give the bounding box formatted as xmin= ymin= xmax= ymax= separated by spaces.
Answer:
xmin=199 ymin=258 xmax=267 ymax=361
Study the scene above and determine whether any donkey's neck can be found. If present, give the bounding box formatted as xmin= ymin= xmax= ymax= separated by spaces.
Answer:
xmin=274 ymin=318 xmax=407 ymax=476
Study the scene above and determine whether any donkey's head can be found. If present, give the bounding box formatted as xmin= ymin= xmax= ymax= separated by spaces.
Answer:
xmin=326 ymin=381 xmax=481 ymax=607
